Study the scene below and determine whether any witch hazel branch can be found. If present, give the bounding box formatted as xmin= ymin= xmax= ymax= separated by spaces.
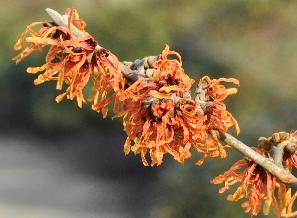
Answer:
xmin=13 ymin=8 xmax=297 ymax=217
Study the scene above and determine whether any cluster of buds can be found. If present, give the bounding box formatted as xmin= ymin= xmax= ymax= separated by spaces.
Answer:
xmin=212 ymin=130 xmax=297 ymax=217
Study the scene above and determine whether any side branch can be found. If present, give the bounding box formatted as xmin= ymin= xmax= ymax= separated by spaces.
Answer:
xmin=221 ymin=133 xmax=297 ymax=183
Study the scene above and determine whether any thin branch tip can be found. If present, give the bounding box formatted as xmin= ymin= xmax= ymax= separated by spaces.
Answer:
xmin=222 ymin=133 xmax=297 ymax=184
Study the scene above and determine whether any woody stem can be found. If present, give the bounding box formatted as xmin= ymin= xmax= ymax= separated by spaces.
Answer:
xmin=221 ymin=133 xmax=297 ymax=183
xmin=273 ymin=141 xmax=288 ymax=168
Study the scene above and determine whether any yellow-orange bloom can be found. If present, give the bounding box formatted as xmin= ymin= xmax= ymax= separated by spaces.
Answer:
xmin=198 ymin=75 xmax=240 ymax=134
xmin=122 ymin=98 xmax=206 ymax=166
xmin=212 ymin=148 xmax=297 ymax=217
xmin=119 ymin=46 xmax=207 ymax=166
xmin=91 ymin=49 xmax=124 ymax=117
xmin=119 ymin=46 xmax=241 ymax=166
xmin=13 ymin=8 xmax=124 ymax=114
xmin=193 ymin=76 xmax=240 ymax=164
xmin=278 ymin=186 xmax=297 ymax=217
xmin=153 ymin=44 xmax=195 ymax=92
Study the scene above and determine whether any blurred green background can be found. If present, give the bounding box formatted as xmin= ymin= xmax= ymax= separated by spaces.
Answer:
xmin=0 ymin=0 xmax=297 ymax=217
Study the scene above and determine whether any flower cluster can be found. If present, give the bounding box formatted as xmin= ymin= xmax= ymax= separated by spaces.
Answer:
xmin=119 ymin=45 xmax=202 ymax=166
xmin=212 ymin=131 xmax=297 ymax=217
xmin=212 ymin=148 xmax=279 ymax=216
xmin=13 ymin=8 xmax=124 ymax=114
xmin=13 ymin=8 xmax=240 ymax=166
xmin=193 ymin=75 xmax=240 ymax=165
xmin=119 ymin=45 xmax=239 ymax=166
xmin=196 ymin=76 xmax=240 ymax=134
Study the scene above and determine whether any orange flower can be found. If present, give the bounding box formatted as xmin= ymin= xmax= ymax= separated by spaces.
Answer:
xmin=153 ymin=44 xmax=195 ymax=92
xmin=13 ymin=21 xmax=56 ymax=64
xmin=91 ymin=49 xmax=125 ymax=117
xmin=122 ymin=98 xmax=206 ymax=166
xmin=197 ymin=76 xmax=240 ymax=134
xmin=119 ymin=45 xmax=241 ymax=166
xmin=193 ymin=76 xmax=240 ymax=164
xmin=284 ymin=153 xmax=297 ymax=172
xmin=211 ymin=148 xmax=297 ymax=217
xmin=13 ymin=8 xmax=124 ymax=113
xmin=193 ymin=136 xmax=227 ymax=166
xmin=119 ymin=46 xmax=208 ymax=166
xmin=278 ymin=186 xmax=297 ymax=217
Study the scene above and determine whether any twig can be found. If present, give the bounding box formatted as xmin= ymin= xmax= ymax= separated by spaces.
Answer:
xmin=45 ymin=8 xmax=86 ymax=38
xmin=273 ymin=140 xmax=288 ymax=168
xmin=221 ymin=133 xmax=297 ymax=183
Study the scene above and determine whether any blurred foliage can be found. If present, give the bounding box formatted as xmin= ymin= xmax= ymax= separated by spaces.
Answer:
xmin=1 ymin=0 xmax=297 ymax=217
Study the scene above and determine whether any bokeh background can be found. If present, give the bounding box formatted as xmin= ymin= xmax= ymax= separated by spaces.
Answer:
xmin=0 ymin=0 xmax=297 ymax=217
